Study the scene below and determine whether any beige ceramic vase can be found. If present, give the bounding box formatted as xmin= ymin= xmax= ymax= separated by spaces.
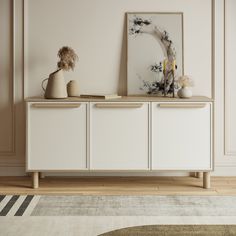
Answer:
xmin=67 ymin=80 xmax=80 ymax=97
xmin=42 ymin=69 xmax=68 ymax=99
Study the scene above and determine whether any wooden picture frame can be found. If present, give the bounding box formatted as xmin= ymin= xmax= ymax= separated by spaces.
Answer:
xmin=127 ymin=12 xmax=184 ymax=95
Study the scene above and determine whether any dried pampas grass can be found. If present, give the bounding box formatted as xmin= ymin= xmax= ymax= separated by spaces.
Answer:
xmin=177 ymin=75 xmax=194 ymax=88
xmin=57 ymin=46 xmax=78 ymax=71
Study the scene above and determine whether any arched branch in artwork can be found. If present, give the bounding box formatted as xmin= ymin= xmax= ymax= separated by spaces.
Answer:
xmin=129 ymin=16 xmax=176 ymax=62
xmin=129 ymin=15 xmax=178 ymax=95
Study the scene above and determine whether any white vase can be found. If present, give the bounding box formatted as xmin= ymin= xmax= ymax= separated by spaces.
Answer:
xmin=177 ymin=86 xmax=192 ymax=98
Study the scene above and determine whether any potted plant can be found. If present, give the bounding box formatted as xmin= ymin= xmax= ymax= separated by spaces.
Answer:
xmin=177 ymin=75 xmax=194 ymax=98
xmin=42 ymin=46 xmax=78 ymax=99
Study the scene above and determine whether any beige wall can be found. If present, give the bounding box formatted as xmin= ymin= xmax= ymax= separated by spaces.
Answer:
xmin=25 ymin=0 xmax=212 ymax=98
xmin=0 ymin=0 xmax=235 ymax=175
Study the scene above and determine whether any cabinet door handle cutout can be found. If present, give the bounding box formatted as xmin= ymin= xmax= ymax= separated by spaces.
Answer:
xmin=159 ymin=103 xmax=206 ymax=109
xmin=95 ymin=103 xmax=143 ymax=108
xmin=32 ymin=104 xmax=81 ymax=108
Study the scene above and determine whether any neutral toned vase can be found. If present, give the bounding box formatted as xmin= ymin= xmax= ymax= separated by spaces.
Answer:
xmin=42 ymin=69 xmax=68 ymax=99
xmin=67 ymin=80 xmax=80 ymax=97
xmin=177 ymin=86 xmax=193 ymax=98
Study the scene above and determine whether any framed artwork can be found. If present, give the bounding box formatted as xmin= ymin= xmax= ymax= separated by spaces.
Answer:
xmin=127 ymin=12 xmax=184 ymax=95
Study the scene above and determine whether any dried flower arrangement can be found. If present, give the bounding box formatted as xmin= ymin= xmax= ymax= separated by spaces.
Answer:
xmin=141 ymin=62 xmax=178 ymax=95
xmin=177 ymin=75 xmax=194 ymax=88
xmin=57 ymin=46 xmax=78 ymax=71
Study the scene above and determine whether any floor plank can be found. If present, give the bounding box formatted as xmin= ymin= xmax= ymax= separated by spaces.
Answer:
xmin=0 ymin=176 xmax=235 ymax=195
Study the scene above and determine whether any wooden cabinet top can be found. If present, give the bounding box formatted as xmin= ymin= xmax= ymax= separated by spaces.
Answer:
xmin=25 ymin=96 xmax=213 ymax=103
xmin=25 ymin=96 xmax=213 ymax=102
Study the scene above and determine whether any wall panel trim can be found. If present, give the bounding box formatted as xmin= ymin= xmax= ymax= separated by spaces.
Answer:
xmin=0 ymin=0 xmax=16 ymax=156
xmin=224 ymin=0 xmax=236 ymax=156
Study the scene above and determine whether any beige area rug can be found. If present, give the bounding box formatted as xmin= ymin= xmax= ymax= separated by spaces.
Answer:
xmin=1 ymin=195 xmax=234 ymax=216
xmin=1 ymin=195 xmax=236 ymax=235
xmin=1 ymin=216 xmax=236 ymax=236
xmin=100 ymin=225 xmax=236 ymax=236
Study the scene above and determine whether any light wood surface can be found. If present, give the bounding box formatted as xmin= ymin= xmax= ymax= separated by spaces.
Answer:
xmin=95 ymin=103 xmax=143 ymax=108
xmin=39 ymin=172 xmax=45 ymax=179
xmin=196 ymin=172 xmax=203 ymax=178
xmin=203 ymin=172 xmax=211 ymax=189
xmin=0 ymin=176 xmax=235 ymax=195
xmin=158 ymin=103 xmax=206 ymax=108
xmin=25 ymin=96 xmax=213 ymax=103
xmin=32 ymin=172 xmax=39 ymax=189
xmin=31 ymin=103 xmax=81 ymax=108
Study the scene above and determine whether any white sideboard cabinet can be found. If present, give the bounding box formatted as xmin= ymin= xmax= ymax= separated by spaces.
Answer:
xmin=26 ymin=96 xmax=213 ymax=189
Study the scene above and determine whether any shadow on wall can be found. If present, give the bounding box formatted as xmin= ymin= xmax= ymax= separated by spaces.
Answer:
xmin=118 ymin=15 xmax=127 ymax=96
xmin=0 ymin=105 xmax=13 ymax=151
xmin=0 ymin=6 xmax=14 ymax=152
xmin=0 ymin=99 xmax=26 ymax=156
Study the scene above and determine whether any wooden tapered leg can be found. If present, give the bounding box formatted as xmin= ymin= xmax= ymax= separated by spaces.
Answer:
xmin=32 ymin=172 xmax=39 ymax=189
xmin=189 ymin=172 xmax=196 ymax=177
xmin=190 ymin=172 xmax=202 ymax=178
xmin=39 ymin=172 xmax=45 ymax=179
xmin=203 ymin=172 xmax=210 ymax=189
xmin=196 ymin=172 xmax=203 ymax=178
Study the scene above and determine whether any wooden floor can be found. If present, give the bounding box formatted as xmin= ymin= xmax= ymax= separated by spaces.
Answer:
xmin=0 ymin=176 xmax=236 ymax=195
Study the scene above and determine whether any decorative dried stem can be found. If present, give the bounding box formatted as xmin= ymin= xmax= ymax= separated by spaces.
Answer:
xmin=172 ymin=70 xmax=175 ymax=98
xmin=57 ymin=46 xmax=78 ymax=71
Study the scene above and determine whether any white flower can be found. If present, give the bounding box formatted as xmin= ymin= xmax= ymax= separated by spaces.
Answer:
xmin=177 ymin=75 xmax=194 ymax=88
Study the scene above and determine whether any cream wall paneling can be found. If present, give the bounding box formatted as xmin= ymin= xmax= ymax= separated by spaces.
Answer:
xmin=0 ymin=0 xmax=15 ymax=155
xmin=224 ymin=0 xmax=236 ymax=156
xmin=214 ymin=0 xmax=236 ymax=170
xmin=23 ymin=0 xmax=214 ymax=98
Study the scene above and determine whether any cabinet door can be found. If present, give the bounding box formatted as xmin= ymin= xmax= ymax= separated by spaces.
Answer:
xmin=152 ymin=102 xmax=212 ymax=170
xmin=27 ymin=102 xmax=87 ymax=170
xmin=90 ymin=102 xmax=150 ymax=170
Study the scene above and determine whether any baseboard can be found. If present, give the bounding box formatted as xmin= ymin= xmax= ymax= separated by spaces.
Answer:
xmin=212 ymin=166 xmax=236 ymax=176
xmin=0 ymin=167 xmax=27 ymax=176
xmin=1 ymin=166 xmax=236 ymax=177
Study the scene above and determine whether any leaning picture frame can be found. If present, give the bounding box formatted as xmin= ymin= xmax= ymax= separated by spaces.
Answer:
xmin=127 ymin=12 xmax=184 ymax=96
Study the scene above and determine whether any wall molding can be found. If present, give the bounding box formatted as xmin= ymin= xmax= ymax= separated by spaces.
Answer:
xmin=0 ymin=0 xmax=16 ymax=156
xmin=215 ymin=160 xmax=236 ymax=167
xmin=224 ymin=0 xmax=236 ymax=156
xmin=211 ymin=0 xmax=215 ymax=100
xmin=23 ymin=0 xmax=27 ymax=100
